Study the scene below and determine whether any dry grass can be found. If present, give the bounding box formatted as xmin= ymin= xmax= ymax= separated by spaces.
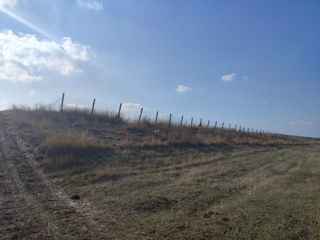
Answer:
xmin=159 ymin=153 xmax=224 ymax=170
xmin=36 ymin=131 xmax=111 ymax=171
xmin=7 ymin=105 xmax=305 ymax=149
xmin=5 ymin=105 xmax=312 ymax=173
xmin=96 ymin=165 xmax=126 ymax=180
xmin=120 ymin=127 xmax=300 ymax=150
xmin=43 ymin=131 xmax=107 ymax=152
xmin=1 ymin=106 xmax=320 ymax=239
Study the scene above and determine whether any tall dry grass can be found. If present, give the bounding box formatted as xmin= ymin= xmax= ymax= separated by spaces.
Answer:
xmin=38 ymin=131 xmax=112 ymax=171
xmin=7 ymin=105 xmax=303 ymax=153
xmin=43 ymin=131 xmax=108 ymax=153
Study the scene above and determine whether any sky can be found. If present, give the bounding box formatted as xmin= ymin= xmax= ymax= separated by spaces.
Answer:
xmin=0 ymin=0 xmax=319 ymax=137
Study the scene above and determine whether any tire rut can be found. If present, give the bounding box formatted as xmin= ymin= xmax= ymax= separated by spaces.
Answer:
xmin=0 ymin=131 xmax=60 ymax=239
xmin=0 ymin=119 xmax=110 ymax=239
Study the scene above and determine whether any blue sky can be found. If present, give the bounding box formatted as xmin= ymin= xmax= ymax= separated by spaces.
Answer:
xmin=0 ymin=0 xmax=319 ymax=137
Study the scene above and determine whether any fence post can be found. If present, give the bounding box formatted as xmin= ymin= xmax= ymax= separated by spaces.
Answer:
xmin=169 ymin=113 xmax=172 ymax=127
xmin=138 ymin=107 xmax=143 ymax=126
xmin=239 ymin=126 xmax=242 ymax=132
xmin=222 ymin=122 xmax=224 ymax=129
xmin=155 ymin=111 xmax=158 ymax=125
xmin=91 ymin=98 xmax=96 ymax=115
xmin=229 ymin=123 xmax=231 ymax=129
xmin=214 ymin=121 xmax=217 ymax=129
xmin=235 ymin=124 xmax=237 ymax=131
xmin=199 ymin=118 xmax=202 ymax=128
xmin=60 ymin=92 xmax=65 ymax=112
xmin=207 ymin=120 xmax=210 ymax=129
xmin=180 ymin=115 xmax=184 ymax=127
xmin=191 ymin=117 xmax=193 ymax=128
xmin=117 ymin=103 xmax=122 ymax=118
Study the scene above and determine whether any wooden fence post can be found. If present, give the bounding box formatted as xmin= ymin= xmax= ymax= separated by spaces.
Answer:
xmin=180 ymin=115 xmax=184 ymax=127
xmin=60 ymin=92 xmax=65 ymax=112
xmin=117 ymin=103 xmax=122 ymax=118
xmin=191 ymin=117 xmax=193 ymax=128
xmin=222 ymin=122 xmax=224 ymax=129
xmin=155 ymin=111 xmax=158 ymax=125
xmin=138 ymin=107 xmax=143 ymax=126
xmin=214 ymin=121 xmax=217 ymax=129
xmin=91 ymin=98 xmax=96 ymax=115
xmin=229 ymin=123 xmax=231 ymax=129
xmin=207 ymin=120 xmax=210 ymax=128
xmin=169 ymin=113 xmax=172 ymax=127
xmin=239 ymin=126 xmax=242 ymax=132
xmin=199 ymin=118 xmax=202 ymax=128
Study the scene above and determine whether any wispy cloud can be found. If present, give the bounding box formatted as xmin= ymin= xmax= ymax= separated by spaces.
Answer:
xmin=221 ymin=73 xmax=236 ymax=82
xmin=77 ymin=0 xmax=103 ymax=11
xmin=0 ymin=30 xmax=89 ymax=82
xmin=0 ymin=6 xmax=52 ymax=38
xmin=0 ymin=0 xmax=17 ymax=8
xmin=122 ymin=103 xmax=144 ymax=113
xmin=242 ymin=75 xmax=248 ymax=81
xmin=289 ymin=120 xmax=312 ymax=126
xmin=176 ymin=85 xmax=191 ymax=94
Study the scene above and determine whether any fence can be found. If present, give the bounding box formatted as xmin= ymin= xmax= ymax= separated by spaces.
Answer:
xmin=40 ymin=92 xmax=279 ymax=136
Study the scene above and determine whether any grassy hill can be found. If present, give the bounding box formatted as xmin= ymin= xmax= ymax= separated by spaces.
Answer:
xmin=0 ymin=107 xmax=319 ymax=239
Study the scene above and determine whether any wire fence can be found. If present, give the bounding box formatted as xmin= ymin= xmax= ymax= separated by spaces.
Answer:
xmin=38 ymin=93 xmax=278 ymax=135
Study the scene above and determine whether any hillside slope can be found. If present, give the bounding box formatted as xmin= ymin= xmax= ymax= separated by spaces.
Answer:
xmin=0 ymin=109 xmax=319 ymax=239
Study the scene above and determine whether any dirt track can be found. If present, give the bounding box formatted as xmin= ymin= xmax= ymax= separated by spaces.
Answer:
xmin=0 ymin=117 xmax=108 ymax=240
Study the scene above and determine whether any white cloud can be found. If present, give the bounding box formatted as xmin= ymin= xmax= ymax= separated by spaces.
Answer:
xmin=28 ymin=90 xmax=36 ymax=97
xmin=0 ymin=0 xmax=17 ymax=8
xmin=221 ymin=73 xmax=236 ymax=82
xmin=62 ymin=37 xmax=88 ymax=61
xmin=77 ymin=0 xmax=103 ymax=11
xmin=176 ymin=85 xmax=191 ymax=94
xmin=0 ymin=63 xmax=41 ymax=82
xmin=289 ymin=120 xmax=312 ymax=126
xmin=0 ymin=30 xmax=89 ymax=82
xmin=122 ymin=103 xmax=143 ymax=113
xmin=242 ymin=76 xmax=248 ymax=81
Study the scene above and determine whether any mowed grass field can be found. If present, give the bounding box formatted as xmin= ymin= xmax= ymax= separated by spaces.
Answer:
xmin=0 ymin=108 xmax=319 ymax=239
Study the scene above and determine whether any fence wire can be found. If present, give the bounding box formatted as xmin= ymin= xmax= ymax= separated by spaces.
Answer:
xmin=34 ymin=93 xmax=276 ymax=135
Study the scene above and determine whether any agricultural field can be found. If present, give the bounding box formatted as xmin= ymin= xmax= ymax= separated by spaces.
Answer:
xmin=0 ymin=108 xmax=319 ymax=239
